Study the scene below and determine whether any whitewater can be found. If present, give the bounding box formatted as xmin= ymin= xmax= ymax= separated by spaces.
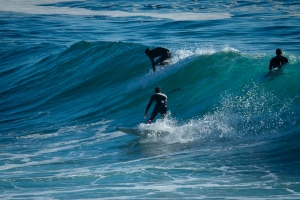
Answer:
xmin=1 ymin=0 xmax=300 ymax=199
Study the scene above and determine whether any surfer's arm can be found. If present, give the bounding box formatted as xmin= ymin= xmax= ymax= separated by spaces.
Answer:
xmin=145 ymin=96 xmax=154 ymax=114
xmin=150 ymin=57 xmax=156 ymax=71
xmin=284 ymin=57 xmax=288 ymax=65
xmin=269 ymin=60 xmax=273 ymax=70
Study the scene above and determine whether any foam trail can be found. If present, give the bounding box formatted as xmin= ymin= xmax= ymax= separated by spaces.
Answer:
xmin=0 ymin=0 xmax=232 ymax=21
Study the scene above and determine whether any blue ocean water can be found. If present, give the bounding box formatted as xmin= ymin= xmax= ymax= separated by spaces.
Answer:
xmin=1 ymin=0 xmax=300 ymax=199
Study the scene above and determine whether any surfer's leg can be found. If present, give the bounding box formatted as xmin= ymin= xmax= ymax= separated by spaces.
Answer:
xmin=159 ymin=51 xmax=171 ymax=65
xmin=159 ymin=55 xmax=168 ymax=65
xmin=154 ymin=57 xmax=162 ymax=65
xmin=146 ymin=115 xmax=156 ymax=124
xmin=160 ymin=108 xmax=168 ymax=119
xmin=147 ymin=108 xmax=159 ymax=124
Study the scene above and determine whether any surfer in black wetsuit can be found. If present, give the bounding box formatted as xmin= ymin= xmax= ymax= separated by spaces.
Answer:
xmin=269 ymin=49 xmax=288 ymax=70
xmin=145 ymin=47 xmax=171 ymax=72
xmin=144 ymin=87 xmax=167 ymax=124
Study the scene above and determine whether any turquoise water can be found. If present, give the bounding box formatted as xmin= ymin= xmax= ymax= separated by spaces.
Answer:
xmin=1 ymin=0 xmax=300 ymax=199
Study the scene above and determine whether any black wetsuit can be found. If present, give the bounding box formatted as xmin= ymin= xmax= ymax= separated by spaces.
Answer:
xmin=269 ymin=55 xmax=288 ymax=70
xmin=148 ymin=47 xmax=171 ymax=71
xmin=145 ymin=93 xmax=168 ymax=122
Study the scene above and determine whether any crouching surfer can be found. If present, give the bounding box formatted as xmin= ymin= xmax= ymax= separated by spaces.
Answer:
xmin=144 ymin=87 xmax=167 ymax=124
xmin=145 ymin=47 xmax=171 ymax=72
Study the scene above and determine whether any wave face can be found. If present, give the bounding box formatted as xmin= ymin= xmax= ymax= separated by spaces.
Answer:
xmin=1 ymin=40 xmax=300 ymax=198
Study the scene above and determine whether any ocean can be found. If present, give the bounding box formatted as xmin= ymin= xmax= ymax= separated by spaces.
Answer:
xmin=1 ymin=0 xmax=300 ymax=199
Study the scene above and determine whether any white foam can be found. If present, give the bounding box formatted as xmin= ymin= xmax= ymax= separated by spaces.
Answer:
xmin=0 ymin=156 xmax=63 ymax=171
xmin=0 ymin=120 xmax=115 ymax=171
xmin=288 ymin=11 xmax=300 ymax=18
xmin=136 ymin=116 xmax=220 ymax=144
xmin=222 ymin=45 xmax=240 ymax=53
xmin=0 ymin=0 xmax=232 ymax=21
xmin=18 ymin=132 xmax=59 ymax=140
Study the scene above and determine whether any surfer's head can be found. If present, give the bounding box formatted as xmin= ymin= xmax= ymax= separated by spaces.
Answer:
xmin=155 ymin=87 xmax=161 ymax=93
xmin=145 ymin=48 xmax=150 ymax=56
xmin=276 ymin=48 xmax=282 ymax=56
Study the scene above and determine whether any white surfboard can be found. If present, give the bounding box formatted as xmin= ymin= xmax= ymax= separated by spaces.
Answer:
xmin=116 ymin=127 xmax=170 ymax=137
xmin=265 ymin=67 xmax=285 ymax=78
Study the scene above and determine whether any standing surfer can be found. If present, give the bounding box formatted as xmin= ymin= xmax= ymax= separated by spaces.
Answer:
xmin=144 ymin=87 xmax=167 ymax=124
xmin=145 ymin=47 xmax=171 ymax=72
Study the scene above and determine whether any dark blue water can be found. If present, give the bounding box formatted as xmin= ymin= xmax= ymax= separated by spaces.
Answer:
xmin=1 ymin=0 xmax=300 ymax=199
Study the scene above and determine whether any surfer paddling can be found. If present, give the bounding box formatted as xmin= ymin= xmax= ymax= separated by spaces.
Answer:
xmin=145 ymin=47 xmax=171 ymax=72
xmin=144 ymin=87 xmax=167 ymax=124
xmin=266 ymin=48 xmax=288 ymax=77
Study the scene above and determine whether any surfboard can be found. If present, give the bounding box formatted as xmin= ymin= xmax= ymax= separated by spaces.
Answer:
xmin=265 ymin=66 xmax=285 ymax=78
xmin=158 ymin=61 xmax=169 ymax=66
xmin=116 ymin=127 xmax=170 ymax=137
xmin=116 ymin=127 xmax=141 ymax=136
